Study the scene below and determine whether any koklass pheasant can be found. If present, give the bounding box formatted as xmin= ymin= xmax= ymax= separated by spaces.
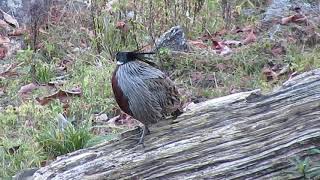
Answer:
xmin=111 ymin=51 xmax=181 ymax=144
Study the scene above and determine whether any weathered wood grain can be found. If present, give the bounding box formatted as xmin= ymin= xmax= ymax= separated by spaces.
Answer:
xmin=31 ymin=69 xmax=320 ymax=180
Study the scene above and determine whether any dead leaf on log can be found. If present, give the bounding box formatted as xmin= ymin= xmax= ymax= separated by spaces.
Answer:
xmin=36 ymin=87 xmax=82 ymax=106
xmin=107 ymin=113 xmax=140 ymax=130
xmin=0 ymin=9 xmax=19 ymax=28
xmin=183 ymin=102 xmax=197 ymax=111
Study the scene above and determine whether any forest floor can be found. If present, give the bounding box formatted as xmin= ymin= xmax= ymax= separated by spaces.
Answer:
xmin=0 ymin=0 xmax=320 ymax=178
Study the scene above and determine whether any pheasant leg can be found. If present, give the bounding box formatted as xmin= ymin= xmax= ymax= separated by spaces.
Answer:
xmin=138 ymin=125 xmax=150 ymax=144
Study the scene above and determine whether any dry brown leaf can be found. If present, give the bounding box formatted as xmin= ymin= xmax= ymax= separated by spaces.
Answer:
xmin=200 ymin=33 xmax=211 ymax=41
xmin=241 ymin=30 xmax=257 ymax=45
xmin=242 ymin=26 xmax=254 ymax=32
xmin=183 ymin=102 xmax=197 ymax=112
xmin=188 ymin=40 xmax=208 ymax=49
xmin=224 ymin=40 xmax=242 ymax=47
xmin=39 ymin=27 xmax=49 ymax=34
xmin=232 ymin=26 xmax=244 ymax=33
xmin=292 ymin=15 xmax=307 ymax=23
xmin=116 ymin=21 xmax=128 ymax=32
xmin=35 ymin=42 xmax=45 ymax=49
xmin=116 ymin=21 xmax=125 ymax=28
xmin=94 ymin=113 xmax=109 ymax=124
xmin=0 ymin=9 xmax=19 ymax=28
xmin=0 ymin=47 xmax=7 ymax=60
xmin=262 ymin=67 xmax=278 ymax=81
xmin=0 ymin=63 xmax=20 ymax=76
xmin=219 ymin=45 xmax=232 ymax=56
xmin=211 ymin=39 xmax=224 ymax=50
xmin=36 ymin=87 xmax=82 ymax=106
xmin=107 ymin=113 xmax=140 ymax=129
xmin=139 ymin=44 xmax=153 ymax=52
xmin=210 ymin=39 xmax=232 ymax=56
xmin=0 ymin=87 xmax=4 ymax=97
xmin=215 ymin=63 xmax=227 ymax=71
xmin=8 ymin=27 xmax=26 ymax=36
xmin=0 ymin=35 xmax=10 ymax=45
xmin=191 ymin=72 xmax=204 ymax=82
xmin=214 ymin=28 xmax=227 ymax=36
xmin=281 ymin=15 xmax=295 ymax=25
xmin=0 ymin=19 xmax=10 ymax=29
xmin=18 ymin=83 xmax=39 ymax=94
xmin=80 ymin=27 xmax=95 ymax=39
xmin=281 ymin=14 xmax=306 ymax=25
xmin=278 ymin=64 xmax=290 ymax=76
xmin=271 ymin=45 xmax=286 ymax=57
xmin=288 ymin=71 xmax=298 ymax=80
xmin=57 ymin=59 xmax=73 ymax=72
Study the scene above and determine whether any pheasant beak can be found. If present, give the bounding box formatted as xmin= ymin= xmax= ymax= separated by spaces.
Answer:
xmin=117 ymin=61 xmax=124 ymax=65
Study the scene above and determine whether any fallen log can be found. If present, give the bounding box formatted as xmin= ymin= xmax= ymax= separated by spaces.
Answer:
xmin=29 ymin=69 xmax=320 ymax=179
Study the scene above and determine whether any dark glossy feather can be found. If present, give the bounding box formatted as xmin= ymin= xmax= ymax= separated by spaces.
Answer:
xmin=111 ymin=66 xmax=132 ymax=116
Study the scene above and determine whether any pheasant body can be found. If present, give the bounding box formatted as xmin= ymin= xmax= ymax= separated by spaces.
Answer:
xmin=111 ymin=51 xmax=181 ymax=143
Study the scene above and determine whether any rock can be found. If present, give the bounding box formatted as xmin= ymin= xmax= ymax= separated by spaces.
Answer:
xmin=13 ymin=168 xmax=39 ymax=180
xmin=261 ymin=0 xmax=320 ymax=46
xmin=0 ymin=0 xmax=51 ymax=25
xmin=155 ymin=26 xmax=189 ymax=51
xmin=261 ymin=0 xmax=316 ymax=26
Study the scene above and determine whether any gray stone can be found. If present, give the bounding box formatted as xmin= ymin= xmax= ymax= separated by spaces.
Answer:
xmin=261 ymin=0 xmax=320 ymax=42
xmin=155 ymin=26 xmax=189 ymax=51
xmin=262 ymin=0 xmax=315 ymax=24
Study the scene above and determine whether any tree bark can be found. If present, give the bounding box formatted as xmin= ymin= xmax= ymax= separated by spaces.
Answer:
xmin=31 ymin=69 xmax=320 ymax=180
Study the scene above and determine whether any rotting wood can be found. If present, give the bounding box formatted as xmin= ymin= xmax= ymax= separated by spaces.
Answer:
xmin=25 ymin=69 xmax=320 ymax=180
